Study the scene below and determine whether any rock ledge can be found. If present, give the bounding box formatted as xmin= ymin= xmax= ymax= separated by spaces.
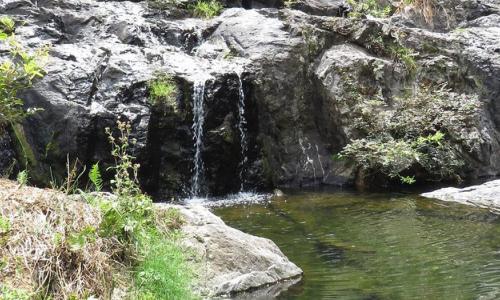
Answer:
xmin=421 ymin=179 xmax=500 ymax=212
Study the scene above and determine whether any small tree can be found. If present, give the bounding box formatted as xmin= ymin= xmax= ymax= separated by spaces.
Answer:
xmin=0 ymin=17 xmax=48 ymax=129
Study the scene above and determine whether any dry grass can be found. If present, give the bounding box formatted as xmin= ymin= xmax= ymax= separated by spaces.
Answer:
xmin=398 ymin=0 xmax=435 ymax=26
xmin=0 ymin=179 xmax=123 ymax=299
xmin=413 ymin=0 xmax=435 ymax=25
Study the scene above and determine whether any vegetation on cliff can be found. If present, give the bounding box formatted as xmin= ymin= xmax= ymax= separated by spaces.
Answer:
xmin=0 ymin=17 xmax=47 ymax=129
xmin=336 ymin=82 xmax=484 ymax=185
xmin=0 ymin=21 xmax=194 ymax=300
xmin=0 ymin=121 xmax=196 ymax=299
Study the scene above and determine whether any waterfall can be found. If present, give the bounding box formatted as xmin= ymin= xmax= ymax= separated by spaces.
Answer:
xmin=236 ymin=72 xmax=249 ymax=191
xmin=191 ymin=79 xmax=207 ymax=197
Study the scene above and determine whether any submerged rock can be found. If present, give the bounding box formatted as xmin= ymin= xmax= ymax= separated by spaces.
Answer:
xmin=421 ymin=180 xmax=500 ymax=212
xmin=165 ymin=204 xmax=303 ymax=297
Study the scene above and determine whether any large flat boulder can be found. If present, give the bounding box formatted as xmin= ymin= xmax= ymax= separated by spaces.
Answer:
xmin=421 ymin=180 xmax=500 ymax=212
xmin=163 ymin=204 xmax=303 ymax=297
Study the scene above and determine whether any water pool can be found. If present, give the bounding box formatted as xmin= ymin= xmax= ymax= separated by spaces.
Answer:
xmin=213 ymin=190 xmax=500 ymax=299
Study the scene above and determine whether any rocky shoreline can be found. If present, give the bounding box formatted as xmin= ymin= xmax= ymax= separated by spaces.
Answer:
xmin=0 ymin=179 xmax=301 ymax=298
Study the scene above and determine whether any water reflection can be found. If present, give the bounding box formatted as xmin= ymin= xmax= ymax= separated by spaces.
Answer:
xmin=214 ymin=191 xmax=500 ymax=299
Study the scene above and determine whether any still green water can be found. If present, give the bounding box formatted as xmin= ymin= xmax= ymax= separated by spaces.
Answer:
xmin=213 ymin=190 xmax=500 ymax=299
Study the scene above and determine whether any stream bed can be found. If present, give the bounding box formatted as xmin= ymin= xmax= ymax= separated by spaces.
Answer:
xmin=213 ymin=190 xmax=500 ymax=299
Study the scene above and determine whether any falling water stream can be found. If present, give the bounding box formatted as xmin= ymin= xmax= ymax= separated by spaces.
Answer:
xmin=187 ymin=71 xmax=251 ymax=200
xmin=236 ymin=71 xmax=249 ymax=191
xmin=190 ymin=79 xmax=207 ymax=197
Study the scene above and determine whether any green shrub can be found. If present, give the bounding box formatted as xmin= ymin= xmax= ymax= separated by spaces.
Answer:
xmin=92 ymin=120 xmax=195 ymax=298
xmin=347 ymin=0 xmax=394 ymax=18
xmin=93 ymin=121 xmax=154 ymax=243
xmin=0 ymin=216 xmax=10 ymax=235
xmin=284 ymin=0 xmax=298 ymax=8
xmin=0 ymin=25 xmax=47 ymax=129
xmin=365 ymin=33 xmax=418 ymax=72
xmin=148 ymin=74 xmax=178 ymax=110
xmin=189 ymin=0 xmax=223 ymax=18
xmin=0 ymin=286 xmax=31 ymax=300
xmin=339 ymin=138 xmax=421 ymax=179
xmin=336 ymin=83 xmax=483 ymax=184
xmin=0 ymin=16 xmax=15 ymax=35
xmin=388 ymin=44 xmax=417 ymax=72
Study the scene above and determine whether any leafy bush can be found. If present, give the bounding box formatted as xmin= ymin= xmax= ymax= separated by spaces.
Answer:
xmin=93 ymin=121 xmax=154 ymax=243
xmin=0 ymin=16 xmax=15 ymax=36
xmin=284 ymin=0 xmax=298 ymax=8
xmin=189 ymin=0 xmax=223 ymax=18
xmin=337 ymin=83 xmax=484 ymax=184
xmin=16 ymin=169 xmax=28 ymax=186
xmin=365 ymin=33 xmax=418 ymax=72
xmin=91 ymin=120 xmax=194 ymax=298
xmin=0 ymin=286 xmax=31 ymax=300
xmin=388 ymin=44 xmax=417 ymax=72
xmin=0 ymin=215 xmax=10 ymax=239
xmin=347 ymin=0 xmax=394 ymax=18
xmin=0 ymin=20 xmax=47 ymax=128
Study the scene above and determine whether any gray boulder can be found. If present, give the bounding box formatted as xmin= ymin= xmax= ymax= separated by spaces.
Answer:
xmin=160 ymin=204 xmax=303 ymax=297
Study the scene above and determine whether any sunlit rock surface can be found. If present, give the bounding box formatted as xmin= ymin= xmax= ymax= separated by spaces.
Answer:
xmin=159 ymin=204 xmax=303 ymax=297
xmin=422 ymin=180 xmax=500 ymax=212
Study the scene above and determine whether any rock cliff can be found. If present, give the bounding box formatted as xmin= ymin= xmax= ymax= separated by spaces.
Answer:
xmin=1 ymin=0 xmax=499 ymax=197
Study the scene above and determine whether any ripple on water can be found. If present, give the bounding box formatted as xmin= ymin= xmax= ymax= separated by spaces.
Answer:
xmin=213 ymin=191 xmax=500 ymax=300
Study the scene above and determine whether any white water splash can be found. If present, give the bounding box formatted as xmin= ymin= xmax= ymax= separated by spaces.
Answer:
xmin=184 ymin=192 xmax=272 ymax=207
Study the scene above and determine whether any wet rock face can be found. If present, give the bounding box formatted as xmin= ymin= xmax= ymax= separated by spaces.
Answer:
xmin=0 ymin=131 xmax=16 ymax=176
xmin=1 ymin=0 xmax=500 ymax=196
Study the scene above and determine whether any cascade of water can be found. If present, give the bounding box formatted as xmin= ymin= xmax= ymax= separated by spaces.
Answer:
xmin=236 ymin=72 xmax=249 ymax=191
xmin=299 ymin=137 xmax=317 ymax=183
xmin=191 ymin=79 xmax=207 ymax=197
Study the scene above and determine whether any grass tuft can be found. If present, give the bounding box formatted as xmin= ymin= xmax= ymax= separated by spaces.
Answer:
xmin=148 ymin=74 xmax=178 ymax=110
xmin=189 ymin=0 xmax=223 ymax=19
xmin=133 ymin=230 xmax=195 ymax=299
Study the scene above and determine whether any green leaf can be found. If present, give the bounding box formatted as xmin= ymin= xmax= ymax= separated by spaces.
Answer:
xmin=89 ymin=162 xmax=103 ymax=191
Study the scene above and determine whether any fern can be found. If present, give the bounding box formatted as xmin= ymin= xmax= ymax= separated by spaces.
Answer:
xmin=89 ymin=163 xmax=103 ymax=191
xmin=16 ymin=170 xmax=28 ymax=186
